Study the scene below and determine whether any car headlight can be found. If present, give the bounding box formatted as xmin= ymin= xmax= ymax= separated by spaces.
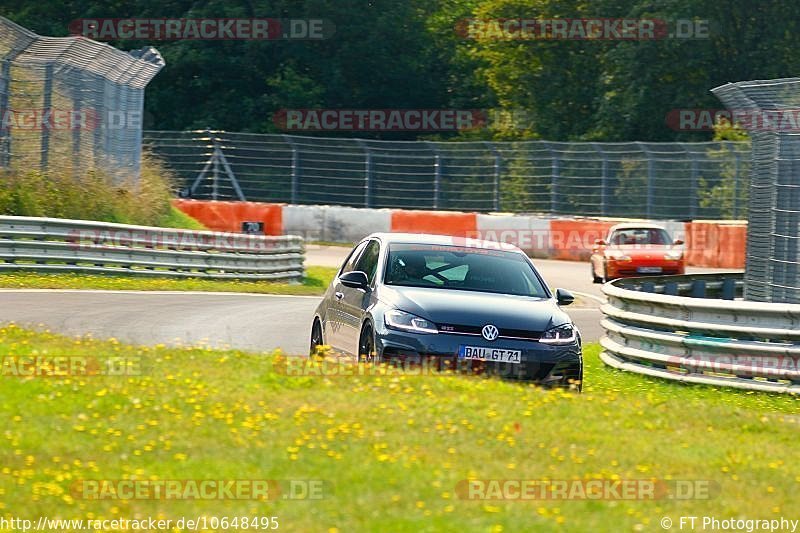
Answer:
xmin=664 ymin=251 xmax=683 ymax=260
xmin=607 ymin=252 xmax=632 ymax=262
xmin=385 ymin=309 xmax=438 ymax=334
xmin=539 ymin=323 xmax=577 ymax=345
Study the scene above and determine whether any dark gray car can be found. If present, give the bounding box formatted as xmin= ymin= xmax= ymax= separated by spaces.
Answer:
xmin=310 ymin=233 xmax=582 ymax=388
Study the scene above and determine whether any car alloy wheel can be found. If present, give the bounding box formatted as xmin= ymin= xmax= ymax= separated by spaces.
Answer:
xmin=310 ymin=320 xmax=323 ymax=356
xmin=358 ymin=324 xmax=378 ymax=363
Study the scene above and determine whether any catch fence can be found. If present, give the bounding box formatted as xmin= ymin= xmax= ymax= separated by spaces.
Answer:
xmin=145 ymin=130 xmax=750 ymax=220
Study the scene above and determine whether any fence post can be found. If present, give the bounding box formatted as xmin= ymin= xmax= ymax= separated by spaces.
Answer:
xmin=733 ymin=148 xmax=741 ymax=219
xmin=484 ymin=141 xmax=501 ymax=211
xmin=681 ymin=143 xmax=698 ymax=219
xmin=427 ymin=142 xmax=441 ymax=209
xmin=357 ymin=140 xmax=373 ymax=208
xmin=0 ymin=60 xmax=11 ymax=168
xmin=71 ymin=68 xmax=83 ymax=177
xmin=637 ymin=142 xmax=654 ymax=218
xmin=283 ymin=134 xmax=299 ymax=204
xmin=211 ymin=131 xmax=220 ymax=201
xmin=40 ymin=63 xmax=53 ymax=171
xmin=592 ymin=142 xmax=609 ymax=216
xmin=543 ymin=142 xmax=560 ymax=214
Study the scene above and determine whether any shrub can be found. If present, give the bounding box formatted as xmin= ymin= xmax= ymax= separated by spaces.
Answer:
xmin=0 ymin=152 xmax=202 ymax=229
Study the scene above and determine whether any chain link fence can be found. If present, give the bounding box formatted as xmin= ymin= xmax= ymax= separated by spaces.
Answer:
xmin=0 ymin=16 xmax=164 ymax=180
xmin=713 ymin=77 xmax=800 ymax=303
xmin=145 ymin=129 xmax=750 ymax=220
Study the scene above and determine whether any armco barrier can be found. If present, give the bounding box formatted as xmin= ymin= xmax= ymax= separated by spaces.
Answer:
xmin=172 ymin=199 xmax=283 ymax=235
xmin=0 ymin=216 xmax=304 ymax=281
xmin=600 ymin=273 xmax=800 ymax=394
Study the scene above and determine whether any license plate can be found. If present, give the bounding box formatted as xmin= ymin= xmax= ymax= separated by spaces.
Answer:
xmin=458 ymin=346 xmax=521 ymax=364
xmin=637 ymin=266 xmax=662 ymax=273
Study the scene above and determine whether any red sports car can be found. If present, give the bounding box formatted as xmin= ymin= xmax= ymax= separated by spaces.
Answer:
xmin=590 ymin=223 xmax=685 ymax=283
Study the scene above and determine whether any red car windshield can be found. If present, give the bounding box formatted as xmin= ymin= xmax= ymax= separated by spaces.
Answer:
xmin=609 ymin=228 xmax=671 ymax=246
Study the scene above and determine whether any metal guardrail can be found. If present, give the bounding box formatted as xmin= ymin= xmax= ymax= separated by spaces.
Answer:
xmin=0 ymin=216 xmax=305 ymax=281
xmin=600 ymin=272 xmax=800 ymax=394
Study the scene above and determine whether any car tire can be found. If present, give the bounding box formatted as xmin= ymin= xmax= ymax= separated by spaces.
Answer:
xmin=309 ymin=319 xmax=323 ymax=356
xmin=591 ymin=263 xmax=603 ymax=284
xmin=358 ymin=323 xmax=379 ymax=364
xmin=602 ymin=263 xmax=612 ymax=283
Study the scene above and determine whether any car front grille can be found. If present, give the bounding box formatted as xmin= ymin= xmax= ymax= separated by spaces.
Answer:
xmin=437 ymin=323 xmax=541 ymax=341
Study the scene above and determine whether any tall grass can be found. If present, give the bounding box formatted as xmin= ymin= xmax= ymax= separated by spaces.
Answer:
xmin=0 ymin=153 xmax=203 ymax=229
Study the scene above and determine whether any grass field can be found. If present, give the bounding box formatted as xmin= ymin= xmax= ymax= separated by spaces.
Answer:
xmin=0 ymin=266 xmax=337 ymax=296
xmin=0 ymin=325 xmax=798 ymax=532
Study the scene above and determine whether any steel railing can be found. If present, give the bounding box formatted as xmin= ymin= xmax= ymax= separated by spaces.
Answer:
xmin=600 ymin=272 xmax=800 ymax=394
xmin=0 ymin=216 xmax=304 ymax=281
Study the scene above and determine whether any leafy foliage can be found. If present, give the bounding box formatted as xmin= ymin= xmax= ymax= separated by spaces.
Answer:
xmin=3 ymin=1 xmax=799 ymax=141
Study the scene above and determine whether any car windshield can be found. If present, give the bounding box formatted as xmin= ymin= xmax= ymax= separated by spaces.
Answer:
xmin=609 ymin=228 xmax=671 ymax=246
xmin=383 ymin=243 xmax=548 ymax=298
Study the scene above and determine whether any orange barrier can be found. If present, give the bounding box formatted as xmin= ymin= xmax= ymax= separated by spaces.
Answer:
xmin=685 ymin=221 xmax=747 ymax=268
xmin=687 ymin=222 xmax=719 ymax=267
xmin=717 ymin=224 xmax=747 ymax=268
xmin=390 ymin=210 xmax=477 ymax=237
xmin=172 ymin=200 xmax=283 ymax=235
xmin=548 ymin=219 xmax=618 ymax=261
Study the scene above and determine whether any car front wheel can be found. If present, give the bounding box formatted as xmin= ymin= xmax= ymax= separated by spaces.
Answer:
xmin=358 ymin=324 xmax=379 ymax=364
xmin=309 ymin=319 xmax=323 ymax=356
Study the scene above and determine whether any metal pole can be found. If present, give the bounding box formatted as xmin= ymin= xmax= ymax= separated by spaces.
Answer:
xmin=71 ymin=68 xmax=82 ymax=177
xmin=357 ymin=140 xmax=373 ymax=208
xmin=427 ymin=142 xmax=441 ymax=209
xmin=543 ymin=142 xmax=560 ymax=215
xmin=0 ymin=61 xmax=11 ymax=168
xmin=592 ymin=142 xmax=608 ymax=216
xmin=283 ymin=134 xmax=299 ymax=204
xmin=40 ymin=63 xmax=53 ymax=171
xmin=637 ymin=142 xmax=654 ymax=218
xmin=733 ymin=149 xmax=741 ymax=219
xmin=484 ymin=141 xmax=501 ymax=211
xmin=680 ymin=143 xmax=698 ymax=219
xmin=217 ymin=141 xmax=246 ymax=201
xmin=211 ymin=132 xmax=220 ymax=201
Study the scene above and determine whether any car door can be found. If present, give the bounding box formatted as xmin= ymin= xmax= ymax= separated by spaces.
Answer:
xmin=338 ymin=239 xmax=381 ymax=356
xmin=326 ymin=241 xmax=367 ymax=351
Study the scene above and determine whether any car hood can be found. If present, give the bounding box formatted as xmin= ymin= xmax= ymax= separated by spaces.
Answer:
xmin=377 ymin=285 xmax=571 ymax=331
xmin=607 ymin=245 xmax=676 ymax=258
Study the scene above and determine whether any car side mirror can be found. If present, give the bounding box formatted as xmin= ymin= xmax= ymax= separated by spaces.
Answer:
xmin=595 ymin=239 xmax=606 ymax=246
xmin=673 ymin=239 xmax=684 ymax=246
xmin=340 ymin=270 xmax=369 ymax=290
xmin=555 ymin=288 xmax=574 ymax=306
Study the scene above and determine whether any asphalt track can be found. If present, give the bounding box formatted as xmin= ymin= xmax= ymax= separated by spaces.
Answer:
xmin=0 ymin=246 xmax=732 ymax=354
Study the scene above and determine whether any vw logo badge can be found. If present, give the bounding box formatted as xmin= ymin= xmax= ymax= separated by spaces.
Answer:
xmin=481 ymin=324 xmax=499 ymax=341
